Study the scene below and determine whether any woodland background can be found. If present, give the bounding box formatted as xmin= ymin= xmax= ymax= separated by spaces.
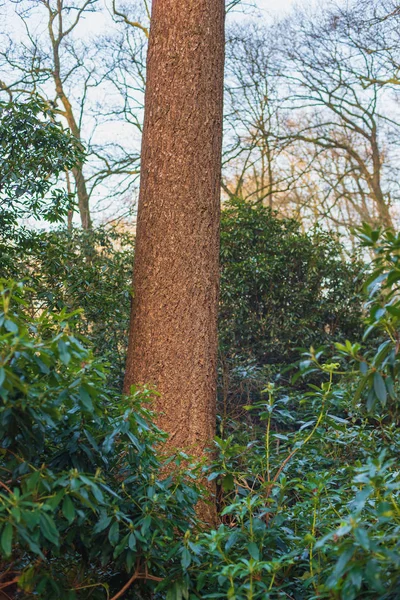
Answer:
xmin=1 ymin=1 xmax=400 ymax=599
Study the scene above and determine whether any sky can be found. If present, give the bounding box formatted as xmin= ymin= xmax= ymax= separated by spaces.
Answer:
xmin=254 ymin=0 xmax=297 ymax=15
xmin=254 ymin=0 xmax=325 ymax=19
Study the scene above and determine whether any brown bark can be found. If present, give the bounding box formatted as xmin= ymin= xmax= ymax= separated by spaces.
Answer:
xmin=370 ymin=123 xmax=393 ymax=228
xmin=124 ymin=0 xmax=225 ymax=523
xmin=65 ymin=169 xmax=73 ymax=229
xmin=48 ymin=3 xmax=92 ymax=230
xmin=53 ymin=75 xmax=92 ymax=230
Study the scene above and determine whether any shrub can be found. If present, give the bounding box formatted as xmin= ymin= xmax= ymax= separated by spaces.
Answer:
xmin=181 ymin=224 xmax=400 ymax=600
xmin=0 ymin=281 xmax=199 ymax=599
xmin=218 ymin=199 xmax=364 ymax=419
xmin=2 ymin=227 xmax=134 ymax=391
xmin=0 ymin=96 xmax=83 ymax=248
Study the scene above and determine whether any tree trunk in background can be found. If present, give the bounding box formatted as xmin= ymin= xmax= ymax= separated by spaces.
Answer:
xmin=71 ymin=165 xmax=92 ymax=230
xmin=53 ymin=51 xmax=92 ymax=230
xmin=124 ymin=0 xmax=225 ymax=522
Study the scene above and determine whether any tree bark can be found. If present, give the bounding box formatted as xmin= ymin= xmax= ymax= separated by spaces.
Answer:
xmin=54 ymin=85 xmax=92 ymax=230
xmin=124 ymin=0 xmax=225 ymax=523
xmin=50 ymin=20 xmax=92 ymax=230
xmin=370 ymin=124 xmax=393 ymax=228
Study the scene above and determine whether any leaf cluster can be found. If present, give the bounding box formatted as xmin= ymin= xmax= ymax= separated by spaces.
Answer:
xmin=0 ymin=281 xmax=199 ymax=599
xmin=0 ymin=97 xmax=84 ymax=244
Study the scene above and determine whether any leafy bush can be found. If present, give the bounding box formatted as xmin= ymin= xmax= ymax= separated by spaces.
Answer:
xmin=220 ymin=200 xmax=363 ymax=366
xmin=185 ymin=384 xmax=400 ymax=599
xmin=2 ymin=227 xmax=134 ymax=391
xmin=0 ymin=96 xmax=83 ymax=247
xmin=0 ymin=281 xmax=199 ymax=599
xmin=336 ymin=224 xmax=400 ymax=420
xmin=180 ymin=224 xmax=400 ymax=600
xmin=218 ymin=199 xmax=364 ymax=418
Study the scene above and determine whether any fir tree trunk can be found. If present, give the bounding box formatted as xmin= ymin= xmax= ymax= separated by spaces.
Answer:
xmin=124 ymin=0 xmax=225 ymax=522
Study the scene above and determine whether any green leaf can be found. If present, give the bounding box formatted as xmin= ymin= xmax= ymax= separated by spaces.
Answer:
xmin=225 ymin=532 xmax=239 ymax=552
xmin=18 ymin=566 xmax=35 ymax=591
xmin=372 ymin=340 xmax=391 ymax=368
xmin=108 ymin=521 xmax=119 ymax=546
xmin=373 ymin=372 xmax=387 ymax=406
xmin=353 ymin=374 xmax=369 ymax=405
xmin=349 ymin=486 xmax=372 ymax=514
xmin=126 ymin=550 xmax=135 ymax=572
xmin=46 ymin=490 xmax=64 ymax=510
xmin=360 ymin=361 xmax=368 ymax=375
xmin=128 ymin=532 xmax=136 ymax=551
xmin=181 ymin=547 xmax=191 ymax=569
xmin=387 ymin=269 xmax=400 ymax=287
xmin=93 ymin=513 xmax=112 ymax=534
xmin=166 ymin=582 xmax=184 ymax=600
xmin=247 ymin=542 xmax=259 ymax=561
xmin=327 ymin=547 xmax=355 ymax=588
xmin=58 ymin=339 xmax=71 ymax=365
xmin=354 ymin=527 xmax=370 ymax=550
xmin=4 ymin=319 xmax=18 ymax=333
xmin=40 ymin=513 xmax=59 ymax=546
xmin=222 ymin=473 xmax=235 ymax=492
xmin=1 ymin=523 xmax=13 ymax=557
xmin=79 ymin=386 xmax=93 ymax=411
xmin=113 ymin=534 xmax=129 ymax=559
xmin=62 ymin=496 xmax=75 ymax=524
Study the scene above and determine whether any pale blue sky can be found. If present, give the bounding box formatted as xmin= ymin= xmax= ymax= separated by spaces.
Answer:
xmin=255 ymin=0 xmax=296 ymax=14
xmin=254 ymin=0 xmax=324 ymax=18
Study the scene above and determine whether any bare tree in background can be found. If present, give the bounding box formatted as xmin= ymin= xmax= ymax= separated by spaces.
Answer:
xmin=336 ymin=0 xmax=400 ymax=88
xmin=0 ymin=0 xmax=147 ymax=227
xmin=277 ymin=4 xmax=400 ymax=228
xmin=223 ymin=26 xmax=285 ymax=207
xmin=2 ymin=0 xmax=398 ymax=232
xmin=223 ymin=1 xmax=400 ymax=230
xmin=93 ymin=1 xmax=149 ymax=215
xmin=223 ymin=26 xmax=325 ymax=219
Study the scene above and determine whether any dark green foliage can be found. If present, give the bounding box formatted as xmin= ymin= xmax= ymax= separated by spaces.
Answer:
xmin=220 ymin=200 xmax=363 ymax=366
xmin=218 ymin=200 xmax=363 ymax=416
xmin=2 ymin=227 xmax=134 ymax=390
xmin=2 ymin=97 xmax=399 ymax=599
xmin=187 ymin=378 xmax=400 ymax=599
xmin=0 ymin=97 xmax=84 ymax=245
xmin=182 ymin=225 xmax=400 ymax=600
xmin=337 ymin=223 xmax=400 ymax=420
xmin=0 ymin=281 xmax=199 ymax=598
xmin=2 ymin=266 xmax=399 ymax=598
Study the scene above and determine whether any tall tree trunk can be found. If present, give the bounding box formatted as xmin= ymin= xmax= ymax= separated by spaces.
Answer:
xmin=57 ymin=95 xmax=92 ymax=230
xmin=52 ymin=37 xmax=92 ymax=230
xmin=71 ymin=165 xmax=92 ymax=230
xmin=124 ymin=0 xmax=225 ymax=522
xmin=370 ymin=124 xmax=393 ymax=228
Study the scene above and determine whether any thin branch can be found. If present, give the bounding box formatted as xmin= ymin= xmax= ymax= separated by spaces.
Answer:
xmin=112 ymin=0 xmax=149 ymax=37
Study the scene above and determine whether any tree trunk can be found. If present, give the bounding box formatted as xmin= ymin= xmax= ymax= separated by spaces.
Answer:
xmin=370 ymin=124 xmax=393 ymax=228
xmin=124 ymin=0 xmax=225 ymax=523
xmin=52 ymin=43 xmax=92 ymax=230
xmin=71 ymin=165 xmax=92 ymax=230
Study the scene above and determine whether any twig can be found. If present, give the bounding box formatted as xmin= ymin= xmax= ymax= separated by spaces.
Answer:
xmin=0 ymin=481 xmax=12 ymax=495
xmin=0 ymin=577 xmax=19 ymax=591
xmin=112 ymin=0 xmax=149 ymax=37
xmin=109 ymin=564 xmax=163 ymax=600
